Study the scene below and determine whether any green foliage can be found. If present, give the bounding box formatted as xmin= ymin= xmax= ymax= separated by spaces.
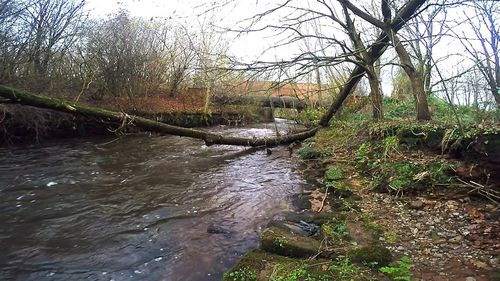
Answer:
xmin=377 ymin=159 xmax=454 ymax=191
xmin=328 ymin=257 xmax=363 ymax=281
xmin=298 ymin=145 xmax=322 ymax=160
xmin=270 ymin=265 xmax=307 ymax=281
xmin=273 ymin=236 xmax=288 ymax=248
xmin=322 ymin=218 xmax=349 ymax=244
xmin=380 ymin=256 xmax=412 ymax=281
xmin=323 ymin=166 xmax=352 ymax=196
xmin=295 ymin=108 xmax=326 ymax=126
xmin=383 ymin=231 xmax=401 ymax=244
xmin=269 ymin=263 xmax=332 ymax=281
xmin=384 ymin=98 xmax=415 ymax=119
xmin=225 ymin=267 xmax=257 ymax=281
xmin=382 ymin=135 xmax=400 ymax=159
xmin=349 ymin=245 xmax=393 ymax=267
xmin=354 ymin=128 xmax=455 ymax=192
xmin=355 ymin=142 xmax=375 ymax=172
xmin=324 ymin=166 xmax=345 ymax=181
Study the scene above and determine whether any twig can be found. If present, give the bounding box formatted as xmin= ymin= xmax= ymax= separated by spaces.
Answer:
xmin=457 ymin=178 xmax=500 ymax=205
xmin=318 ymin=186 xmax=329 ymax=213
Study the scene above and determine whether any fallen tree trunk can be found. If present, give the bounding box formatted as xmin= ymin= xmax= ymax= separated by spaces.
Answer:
xmin=0 ymin=85 xmax=319 ymax=147
xmin=212 ymin=95 xmax=307 ymax=110
xmin=0 ymin=1 xmax=426 ymax=146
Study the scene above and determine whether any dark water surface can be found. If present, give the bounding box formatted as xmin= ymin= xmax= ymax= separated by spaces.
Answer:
xmin=0 ymin=120 xmax=309 ymax=281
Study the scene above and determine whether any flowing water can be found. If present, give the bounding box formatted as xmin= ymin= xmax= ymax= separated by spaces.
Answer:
xmin=0 ymin=120 xmax=310 ymax=281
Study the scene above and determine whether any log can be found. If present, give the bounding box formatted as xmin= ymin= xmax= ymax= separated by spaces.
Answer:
xmin=0 ymin=85 xmax=319 ymax=147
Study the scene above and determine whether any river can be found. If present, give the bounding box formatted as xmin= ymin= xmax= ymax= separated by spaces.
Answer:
xmin=0 ymin=120 xmax=310 ymax=281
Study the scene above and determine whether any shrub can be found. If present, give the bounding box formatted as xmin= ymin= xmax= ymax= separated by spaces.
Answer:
xmin=298 ymin=145 xmax=321 ymax=160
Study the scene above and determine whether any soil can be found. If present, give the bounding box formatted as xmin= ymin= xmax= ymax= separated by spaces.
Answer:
xmin=306 ymin=166 xmax=500 ymax=280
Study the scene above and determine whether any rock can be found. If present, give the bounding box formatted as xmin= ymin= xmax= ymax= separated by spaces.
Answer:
xmin=260 ymin=226 xmax=322 ymax=258
xmin=449 ymin=236 xmax=463 ymax=244
xmin=470 ymin=259 xmax=489 ymax=269
xmin=283 ymin=211 xmax=315 ymax=224
xmin=283 ymin=211 xmax=333 ymax=226
xmin=311 ymin=213 xmax=335 ymax=226
xmin=485 ymin=210 xmax=500 ymax=220
xmin=465 ymin=277 xmax=477 ymax=281
xmin=348 ymin=245 xmax=393 ymax=267
xmin=490 ymin=257 xmax=498 ymax=266
xmin=409 ymin=200 xmax=424 ymax=210
xmin=266 ymin=220 xmax=318 ymax=236
xmin=291 ymin=193 xmax=312 ymax=210
xmin=223 ymin=250 xmax=332 ymax=281
xmin=411 ymin=228 xmax=419 ymax=235
xmin=207 ymin=224 xmax=232 ymax=237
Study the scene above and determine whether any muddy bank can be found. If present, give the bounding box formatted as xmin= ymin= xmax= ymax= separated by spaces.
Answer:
xmin=0 ymin=105 xmax=258 ymax=145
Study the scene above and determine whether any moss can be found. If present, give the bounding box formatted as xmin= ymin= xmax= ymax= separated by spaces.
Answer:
xmin=324 ymin=166 xmax=344 ymax=181
xmin=223 ymin=250 xmax=336 ymax=281
xmin=349 ymin=245 xmax=393 ymax=267
xmin=311 ymin=213 xmax=336 ymax=226
xmin=383 ymin=231 xmax=401 ymax=244
xmin=321 ymin=219 xmax=349 ymax=246
xmin=260 ymin=227 xmax=321 ymax=258
xmin=298 ymin=145 xmax=322 ymax=160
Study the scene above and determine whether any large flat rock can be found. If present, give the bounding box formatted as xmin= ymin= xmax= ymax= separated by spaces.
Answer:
xmin=260 ymin=226 xmax=322 ymax=258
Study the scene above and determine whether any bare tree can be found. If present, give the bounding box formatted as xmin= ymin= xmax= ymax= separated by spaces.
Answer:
xmin=0 ymin=0 xmax=29 ymax=84
xmin=84 ymin=11 xmax=172 ymax=99
xmin=20 ymin=0 xmax=86 ymax=91
xmin=339 ymin=0 xmax=432 ymax=120
xmin=453 ymin=0 xmax=499 ymax=108
xmin=342 ymin=6 xmax=384 ymax=119
xmin=401 ymin=2 xmax=448 ymax=97
xmin=161 ymin=25 xmax=197 ymax=97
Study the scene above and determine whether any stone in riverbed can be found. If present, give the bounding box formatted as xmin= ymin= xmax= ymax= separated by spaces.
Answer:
xmin=260 ymin=226 xmax=321 ymax=258
xmin=283 ymin=211 xmax=334 ymax=226
xmin=207 ymin=224 xmax=232 ymax=237
xmin=266 ymin=220 xmax=312 ymax=236
xmin=348 ymin=244 xmax=393 ymax=267
xmin=291 ymin=193 xmax=312 ymax=210
xmin=409 ymin=200 xmax=425 ymax=210
xmin=283 ymin=211 xmax=315 ymax=224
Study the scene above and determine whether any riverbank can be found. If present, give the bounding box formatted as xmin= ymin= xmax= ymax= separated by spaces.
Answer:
xmin=223 ymin=120 xmax=499 ymax=281
xmin=0 ymin=104 xmax=260 ymax=145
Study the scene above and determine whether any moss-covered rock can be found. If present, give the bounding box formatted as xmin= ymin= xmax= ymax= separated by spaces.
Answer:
xmin=312 ymin=212 xmax=336 ymax=226
xmin=260 ymin=226 xmax=321 ymax=258
xmin=223 ymin=250 xmax=335 ymax=281
xmin=291 ymin=193 xmax=312 ymax=210
xmin=348 ymin=244 xmax=393 ymax=267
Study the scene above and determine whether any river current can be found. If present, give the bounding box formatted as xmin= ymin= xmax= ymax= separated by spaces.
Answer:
xmin=0 ymin=120 xmax=309 ymax=281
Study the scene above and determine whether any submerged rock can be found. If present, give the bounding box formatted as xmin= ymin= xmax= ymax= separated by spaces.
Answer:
xmin=267 ymin=220 xmax=320 ymax=236
xmin=291 ymin=193 xmax=312 ymax=210
xmin=207 ymin=224 xmax=232 ymax=237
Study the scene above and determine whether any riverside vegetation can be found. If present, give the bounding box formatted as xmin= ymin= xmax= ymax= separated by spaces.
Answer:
xmin=223 ymin=97 xmax=499 ymax=281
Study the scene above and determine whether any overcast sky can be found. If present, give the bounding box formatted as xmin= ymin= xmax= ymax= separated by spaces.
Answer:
xmin=85 ymin=0 xmax=279 ymax=61
xmin=84 ymin=0 xmax=491 ymax=98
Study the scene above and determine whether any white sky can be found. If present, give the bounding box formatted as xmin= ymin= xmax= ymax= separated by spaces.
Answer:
xmin=85 ymin=0 xmax=281 ymax=62
xmin=84 ymin=0 xmax=493 ymax=99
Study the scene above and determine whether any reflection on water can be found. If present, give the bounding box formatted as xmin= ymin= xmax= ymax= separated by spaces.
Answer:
xmin=0 ymin=120 xmax=308 ymax=281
